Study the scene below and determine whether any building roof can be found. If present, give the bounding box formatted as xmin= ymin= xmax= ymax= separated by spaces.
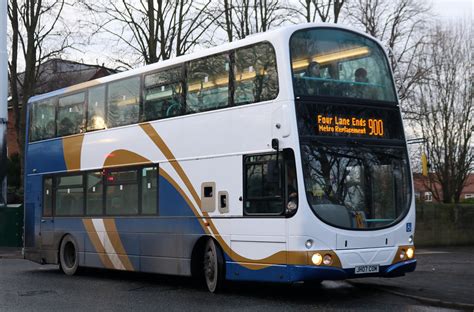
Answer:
xmin=413 ymin=173 xmax=474 ymax=194
xmin=8 ymin=58 xmax=118 ymax=107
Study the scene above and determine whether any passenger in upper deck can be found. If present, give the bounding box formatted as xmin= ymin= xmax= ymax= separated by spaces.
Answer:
xmin=306 ymin=61 xmax=321 ymax=78
xmin=353 ymin=67 xmax=379 ymax=100
xmin=304 ymin=61 xmax=329 ymax=96
xmin=355 ymin=67 xmax=369 ymax=83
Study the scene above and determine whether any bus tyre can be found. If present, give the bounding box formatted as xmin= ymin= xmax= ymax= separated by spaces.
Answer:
xmin=59 ymin=235 xmax=79 ymax=276
xmin=203 ymin=238 xmax=225 ymax=293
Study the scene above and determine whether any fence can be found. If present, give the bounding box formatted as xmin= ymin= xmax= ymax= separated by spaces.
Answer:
xmin=415 ymin=203 xmax=474 ymax=246
xmin=0 ymin=204 xmax=23 ymax=247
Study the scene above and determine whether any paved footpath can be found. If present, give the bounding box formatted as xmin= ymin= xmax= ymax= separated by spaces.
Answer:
xmin=0 ymin=247 xmax=22 ymax=259
xmin=350 ymin=246 xmax=474 ymax=310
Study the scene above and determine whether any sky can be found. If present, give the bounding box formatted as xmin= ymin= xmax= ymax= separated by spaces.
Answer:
xmin=431 ymin=0 xmax=473 ymax=21
xmin=9 ymin=0 xmax=474 ymax=71
xmin=74 ymin=0 xmax=472 ymax=69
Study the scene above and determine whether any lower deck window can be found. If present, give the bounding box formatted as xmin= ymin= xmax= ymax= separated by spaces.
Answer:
xmin=105 ymin=170 xmax=139 ymax=215
xmin=106 ymin=184 xmax=139 ymax=215
xmin=87 ymin=172 xmax=103 ymax=215
xmin=55 ymin=175 xmax=84 ymax=216
xmin=141 ymin=167 xmax=158 ymax=214
xmin=44 ymin=165 xmax=158 ymax=217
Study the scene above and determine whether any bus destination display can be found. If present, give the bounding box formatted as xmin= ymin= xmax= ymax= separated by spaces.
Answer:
xmin=317 ymin=114 xmax=385 ymax=137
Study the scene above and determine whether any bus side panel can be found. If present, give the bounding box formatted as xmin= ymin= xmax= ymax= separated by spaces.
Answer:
xmin=78 ymin=174 xmax=206 ymax=275
xmin=26 ymin=139 xmax=67 ymax=175
xmin=23 ymin=175 xmax=42 ymax=263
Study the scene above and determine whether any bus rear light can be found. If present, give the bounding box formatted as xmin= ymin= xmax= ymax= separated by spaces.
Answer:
xmin=399 ymin=249 xmax=406 ymax=260
xmin=392 ymin=246 xmax=416 ymax=264
xmin=311 ymin=253 xmax=323 ymax=266
xmin=308 ymin=250 xmax=341 ymax=267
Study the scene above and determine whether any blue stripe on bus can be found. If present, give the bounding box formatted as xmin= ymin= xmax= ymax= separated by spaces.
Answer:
xmin=27 ymin=139 xmax=67 ymax=174
xmin=24 ymin=175 xmax=43 ymax=248
xmin=158 ymin=175 xmax=201 ymax=218
xmin=226 ymin=262 xmax=290 ymax=282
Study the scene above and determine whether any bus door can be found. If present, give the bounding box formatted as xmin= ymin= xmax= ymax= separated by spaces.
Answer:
xmin=40 ymin=177 xmax=55 ymax=257
xmin=234 ymin=149 xmax=297 ymax=268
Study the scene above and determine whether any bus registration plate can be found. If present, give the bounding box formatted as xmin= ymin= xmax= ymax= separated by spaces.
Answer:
xmin=355 ymin=265 xmax=379 ymax=274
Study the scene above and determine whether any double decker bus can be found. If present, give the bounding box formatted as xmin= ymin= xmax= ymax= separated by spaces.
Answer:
xmin=24 ymin=24 xmax=415 ymax=292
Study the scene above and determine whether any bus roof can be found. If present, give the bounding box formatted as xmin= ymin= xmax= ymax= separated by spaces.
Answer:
xmin=28 ymin=23 xmax=386 ymax=104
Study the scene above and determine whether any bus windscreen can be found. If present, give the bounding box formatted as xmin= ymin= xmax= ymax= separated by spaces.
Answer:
xmin=290 ymin=28 xmax=397 ymax=103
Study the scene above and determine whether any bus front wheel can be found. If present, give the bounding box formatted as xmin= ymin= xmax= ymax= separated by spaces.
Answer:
xmin=203 ymin=238 xmax=225 ymax=293
xmin=59 ymin=235 xmax=79 ymax=276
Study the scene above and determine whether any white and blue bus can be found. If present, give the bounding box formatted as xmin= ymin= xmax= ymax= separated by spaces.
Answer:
xmin=24 ymin=24 xmax=415 ymax=292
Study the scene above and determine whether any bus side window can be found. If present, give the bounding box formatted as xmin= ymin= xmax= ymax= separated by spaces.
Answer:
xmin=43 ymin=177 xmax=53 ymax=217
xmin=105 ymin=169 xmax=139 ymax=215
xmin=30 ymin=98 xmax=56 ymax=142
xmin=107 ymin=77 xmax=140 ymax=128
xmin=244 ymin=153 xmax=284 ymax=215
xmin=234 ymin=42 xmax=278 ymax=105
xmin=186 ymin=53 xmax=230 ymax=113
xmin=57 ymin=92 xmax=86 ymax=137
xmin=143 ymin=68 xmax=183 ymax=121
xmin=86 ymin=171 xmax=103 ymax=215
xmin=141 ymin=166 xmax=158 ymax=215
xmin=87 ymin=85 xmax=107 ymax=131
xmin=55 ymin=175 xmax=84 ymax=216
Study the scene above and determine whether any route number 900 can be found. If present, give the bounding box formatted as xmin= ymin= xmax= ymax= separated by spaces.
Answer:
xmin=368 ymin=119 xmax=384 ymax=136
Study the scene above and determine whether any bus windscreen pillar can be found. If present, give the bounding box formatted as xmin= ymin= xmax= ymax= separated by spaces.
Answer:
xmin=0 ymin=0 xmax=8 ymax=206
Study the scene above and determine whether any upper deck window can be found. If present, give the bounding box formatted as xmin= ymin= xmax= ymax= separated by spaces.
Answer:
xmin=30 ymin=98 xmax=56 ymax=141
xmin=290 ymin=28 xmax=396 ymax=103
xmin=186 ymin=53 xmax=230 ymax=112
xmin=234 ymin=42 xmax=278 ymax=105
xmin=57 ymin=92 xmax=85 ymax=136
xmin=107 ymin=77 xmax=140 ymax=128
xmin=144 ymin=67 xmax=183 ymax=120
xmin=28 ymin=41 xmax=280 ymax=143
xmin=87 ymin=85 xmax=107 ymax=131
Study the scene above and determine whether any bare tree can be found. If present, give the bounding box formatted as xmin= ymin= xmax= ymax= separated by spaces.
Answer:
xmin=412 ymin=23 xmax=473 ymax=203
xmin=208 ymin=0 xmax=295 ymax=43
xmin=8 ymin=0 xmax=71 ymax=187
xmin=295 ymin=0 xmax=345 ymax=23
xmin=80 ymin=0 xmax=216 ymax=66
xmin=345 ymin=0 xmax=432 ymax=104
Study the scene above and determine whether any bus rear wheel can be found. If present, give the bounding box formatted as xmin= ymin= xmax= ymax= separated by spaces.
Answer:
xmin=203 ymin=238 xmax=225 ymax=293
xmin=59 ymin=235 xmax=79 ymax=276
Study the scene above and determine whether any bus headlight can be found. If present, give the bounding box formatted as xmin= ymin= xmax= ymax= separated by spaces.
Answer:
xmin=311 ymin=253 xmax=322 ymax=266
xmin=323 ymin=254 xmax=333 ymax=265
xmin=305 ymin=239 xmax=313 ymax=249
xmin=408 ymin=235 xmax=413 ymax=243
xmin=406 ymin=247 xmax=414 ymax=259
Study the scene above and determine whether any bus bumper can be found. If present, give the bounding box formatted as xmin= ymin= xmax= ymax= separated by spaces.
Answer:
xmin=289 ymin=259 xmax=417 ymax=281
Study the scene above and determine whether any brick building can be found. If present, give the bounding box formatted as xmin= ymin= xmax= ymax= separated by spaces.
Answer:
xmin=413 ymin=173 xmax=474 ymax=203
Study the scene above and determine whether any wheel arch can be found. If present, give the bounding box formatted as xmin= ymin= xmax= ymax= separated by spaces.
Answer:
xmin=191 ymin=235 xmax=226 ymax=279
